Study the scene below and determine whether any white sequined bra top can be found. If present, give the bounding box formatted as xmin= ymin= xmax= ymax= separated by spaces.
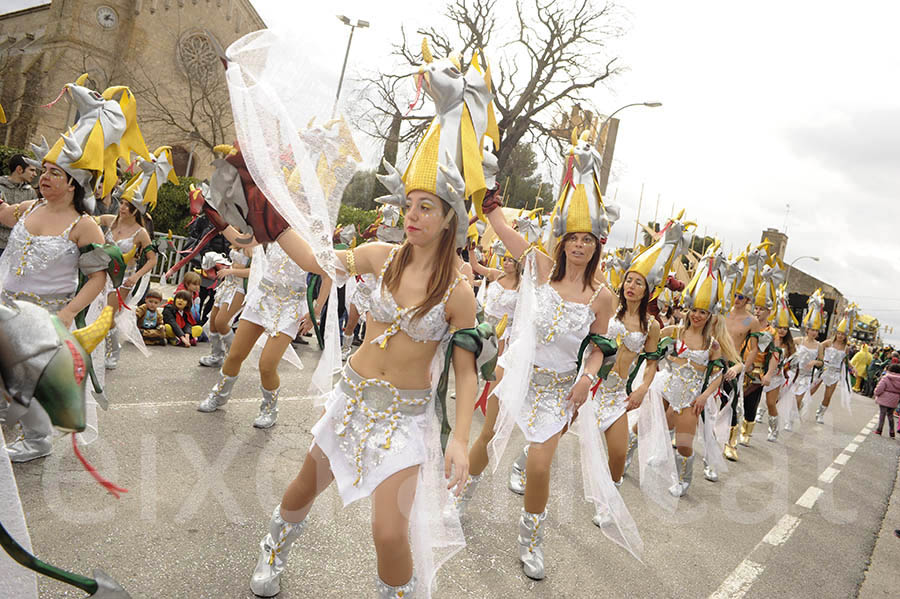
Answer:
xmin=673 ymin=338 xmax=710 ymax=367
xmin=483 ymin=279 xmax=518 ymax=321
xmin=795 ymin=344 xmax=817 ymax=371
xmin=368 ymin=246 xmax=462 ymax=347
xmin=104 ymin=226 xmax=140 ymax=267
xmin=607 ymin=317 xmax=648 ymax=354
xmin=533 ymin=283 xmax=599 ymax=370
xmin=823 ymin=346 xmax=845 ymax=369
xmin=2 ymin=200 xmax=81 ymax=299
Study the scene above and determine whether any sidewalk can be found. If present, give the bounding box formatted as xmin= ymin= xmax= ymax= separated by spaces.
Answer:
xmin=857 ymin=441 xmax=900 ymax=598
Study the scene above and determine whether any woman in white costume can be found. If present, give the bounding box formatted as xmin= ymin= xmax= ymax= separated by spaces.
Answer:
xmin=788 ymin=288 xmax=825 ymax=429
xmin=811 ymin=304 xmax=858 ymax=423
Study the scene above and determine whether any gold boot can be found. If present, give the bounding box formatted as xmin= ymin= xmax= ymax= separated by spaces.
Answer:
xmin=739 ymin=420 xmax=755 ymax=446
xmin=723 ymin=425 xmax=740 ymax=461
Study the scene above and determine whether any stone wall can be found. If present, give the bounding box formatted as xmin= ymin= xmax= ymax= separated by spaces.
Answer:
xmin=0 ymin=0 xmax=265 ymax=178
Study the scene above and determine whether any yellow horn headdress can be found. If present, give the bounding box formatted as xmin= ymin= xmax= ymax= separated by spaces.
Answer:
xmin=30 ymin=75 xmax=150 ymax=208
xmin=836 ymin=302 xmax=859 ymax=334
xmin=376 ymin=39 xmax=499 ymax=248
xmin=120 ymin=146 xmax=178 ymax=215
xmin=550 ymin=129 xmax=619 ymax=243
xmin=801 ymin=288 xmax=825 ymax=331
xmin=682 ymin=240 xmax=724 ymax=313
xmin=772 ymin=284 xmax=798 ymax=328
xmin=626 ymin=210 xmax=694 ymax=299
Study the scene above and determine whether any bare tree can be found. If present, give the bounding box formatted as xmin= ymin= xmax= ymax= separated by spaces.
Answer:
xmin=357 ymin=0 xmax=625 ymax=173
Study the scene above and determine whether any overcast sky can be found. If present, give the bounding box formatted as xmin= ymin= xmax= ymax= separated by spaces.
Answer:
xmin=252 ymin=0 xmax=900 ymax=345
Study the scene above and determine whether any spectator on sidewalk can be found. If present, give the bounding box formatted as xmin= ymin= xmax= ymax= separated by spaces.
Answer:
xmin=164 ymin=289 xmax=202 ymax=347
xmin=136 ymin=288 xmax=166 ymax=345
xmin=0 ymin=154 xmax=38 ymax=257
xmin=873 ymin=363 xmax=900 ymax=437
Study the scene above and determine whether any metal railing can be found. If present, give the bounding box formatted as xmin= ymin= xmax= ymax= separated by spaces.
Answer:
xmin=150 ymin=232 xmax=192 ymax=283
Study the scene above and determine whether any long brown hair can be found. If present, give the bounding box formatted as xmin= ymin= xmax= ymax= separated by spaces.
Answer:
xmin=382 ymin=211 xmax=459 ymax=321
xmin=616 ymin=275 xmax=649 ymax=333
xmin=550 ymin=232 xmax=600 ymax=291
xmin=776 ymin=327 xmax=796 ymax=358
xmin=498 ymin=256 xmax=522 ymax=288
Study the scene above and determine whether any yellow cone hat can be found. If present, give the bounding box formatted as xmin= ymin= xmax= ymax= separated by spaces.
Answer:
xmin=550 ymin=130 xmax=619 ymax=243
xmin=626 ymin=210 xmax=694 ymax=299
xmin=836 ymin=302 xmax=859 ymax=334
xmin=772 ymin=283 xmax=798 ymax=328
xmin=801 ymin=288 xmax=825 ymax=330
xmin=682 ymin=240 xmax=724 ymax=313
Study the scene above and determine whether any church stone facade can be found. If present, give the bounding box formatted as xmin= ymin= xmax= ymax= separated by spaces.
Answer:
xmin=0 ymin=0 xmax=265 ymax=177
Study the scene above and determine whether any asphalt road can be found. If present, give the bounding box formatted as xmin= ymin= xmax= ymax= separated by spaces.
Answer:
xmin=4 ymin=340 xmax=899 ymax=598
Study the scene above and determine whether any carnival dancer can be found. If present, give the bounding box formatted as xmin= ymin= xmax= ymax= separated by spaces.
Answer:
xmin=719 ymin=250 xmax=763 ymax=461
xmin=198 ymin=246 xmax=252 ymax=367
xmin=197 ymin=156 xmax=331 ymax=428
xmin=738 ymin=268 xmax=779 ymax=445
xmin=214 ymin=33 xmax=499 ymax=597
xmin=811 ymin=304 xmax=858 ymax=423
xmin=761 ymin=285 xmax=797 ymax=441
xmin=446 ymin=236 xmax=519 ymax=516
xmin=652 ymin=242 xmax=740 ymax=496
xmin=0 ymin=75 xmax=148 ymax=461
xmin=483 ymin=128 xmax=650 ymax=579
xmin=787 ymin=288 xmax=825 ymax=429
xmin=96 ymin=148 xmax=174 ymax=369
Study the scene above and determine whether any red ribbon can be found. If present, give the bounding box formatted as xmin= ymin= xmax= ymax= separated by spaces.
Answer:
xmin=405 ymin=73 xmax=424 ymax=116
xmin=474 ymin=381 xmax=491 ymax=415
xmin=116 ymin=289 xmax=132 ymax=311
xmin=72 ymin=434 xmax=129 ymax=499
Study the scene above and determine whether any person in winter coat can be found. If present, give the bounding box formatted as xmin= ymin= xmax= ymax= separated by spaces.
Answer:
xmin=873 ymin=363 xmax=900 ymax=437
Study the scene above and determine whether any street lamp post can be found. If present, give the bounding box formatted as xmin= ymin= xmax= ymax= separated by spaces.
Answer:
xmin=333 ymin=15 xmax=370 ymax=117
xmin=596 ymin=101 xmax=662 ymax=195
xmin=784 ymin=255 xmax=820 ymax=291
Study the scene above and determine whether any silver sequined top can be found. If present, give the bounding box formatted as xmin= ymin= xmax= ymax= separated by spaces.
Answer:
xmin=264 ymin=243 xmax=308 ymax=292
xmin=607 ymin=317 xmax=648 ymax=354
xmin=533 ymin=283 xmax=597 ymax=370
xmin=369 ymin=246 xmax=462 ymax=345
xmin=823 ymin=346 xmax=844 ymax=372
xmin=2 ymin=201 xmax=81 ymax=303
xmin=483 ymin=279 xmax=518 ymax=324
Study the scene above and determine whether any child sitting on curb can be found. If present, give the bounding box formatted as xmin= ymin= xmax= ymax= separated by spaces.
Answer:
xmin=164 ymin=289 xmax=202 ymax=347
xmin=136 ymin=288 xmax=166 ymax=346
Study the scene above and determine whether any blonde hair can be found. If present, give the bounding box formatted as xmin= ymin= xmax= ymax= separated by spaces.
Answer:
xmin=680 ymin=311 xmax=741 ymax=364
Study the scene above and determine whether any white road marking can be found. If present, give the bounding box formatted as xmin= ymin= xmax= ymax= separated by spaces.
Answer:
xmin=709 ymin=560 xmax=764 ymax=599
xmin=796 ymin=486 xmax=823 ymax=509
xmin=833 ymin=453 xmax=851 ymax=465
xmin=846 ymin=442 xmax=859 ymax=453
xmin=762 ymin=514 xmax=801 ymax=546
xmin=108 ymin=396 xmax=311 ymax=409
xmin=853 ymin=434 xmax=866 ymax=443
xmin=818 ymin=467 xmax=840 ymax=484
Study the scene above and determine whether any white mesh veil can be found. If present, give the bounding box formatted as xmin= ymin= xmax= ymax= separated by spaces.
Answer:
xmin=224 ymin=30 xmax=358 ymax=401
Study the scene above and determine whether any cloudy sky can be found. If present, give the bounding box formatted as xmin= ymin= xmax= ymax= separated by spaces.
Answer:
xmin=252 ymin=0 xmax=900 ymax=344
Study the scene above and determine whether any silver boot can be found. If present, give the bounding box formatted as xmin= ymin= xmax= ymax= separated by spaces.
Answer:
xmin=518 ymin=509 xmax=547 ymax=580
xmin=254 ymin=387 xmax=279 ymax=429
xmin=250 ymin=505 xmax=308 ymax=597
xmin=199 ymin=332 xmax=225 ymax=367
xmin=341 ymin=333 xmax=354 ymax=360
xmin=703 ymin=458 xmax=718 ymax=482
xmin=375 ymin=576 xmax=416 ymax=598
xmin=6 ymin=401 xmax=53 ymax=463
xmin=198 ymin=371 xmax=238 ymax=412
xmin=592 ymin=478 xmax=622 ymax=527
xmin=669 ymin=454 xmax=694 ymax=497
xmin=508 ymin=445 xmax=529 ymax=495
xmin=222 ymin=329 xmax=235 ymax=353
xmin=104 ymin=328 xmax=121 ymax=370
xmin=756 ymin=405 xmax=767 ymax=423
xmin=443 ymin=472 xmax=484 ymax=520
xmin=767 ymin=415 xmax=779 ymax=442
xmin=815 ymin=404 xmax=826 ymax=424
xmin=623 ymin=431 xmax=638 ymax=475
